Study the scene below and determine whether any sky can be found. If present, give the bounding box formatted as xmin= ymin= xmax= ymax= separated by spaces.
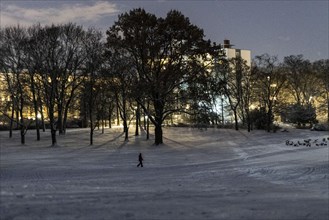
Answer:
xmin=0 ymin=0 xmax=328 ymax=61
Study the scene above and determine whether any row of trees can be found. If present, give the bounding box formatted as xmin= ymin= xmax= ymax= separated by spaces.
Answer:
xmin=0 ymin=23 xmax=103 ymax=145
xmin=256 ymin=54 xmax=328 ymax=130
xmin=1 ymin=8 xmax=328 ymax=146
xmin=221 ymin=54 xmax=328 ymax=132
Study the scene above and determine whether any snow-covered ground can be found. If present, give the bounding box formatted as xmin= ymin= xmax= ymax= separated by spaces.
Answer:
xmin=0 ymin=127 xmax=328 ymax=220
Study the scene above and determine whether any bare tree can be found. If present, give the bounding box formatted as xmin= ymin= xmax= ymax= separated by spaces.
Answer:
xmin=24 ymin=23 xmax=91 ymax=146
xmin=252 ymin=54 xmax=286 ymax=132
xmin=221 ymin=57 xmax=244 ymax=130
xmin=283 ymin=55 xmax=319 ymax=105
xmin=37 ymin=24 xmax=61 ymax=145
xmin=81 ymin=28 xmax=104 ymax=145
xmin=54 ymin=24 xmax=88 ymax=135
xmin=239 ymin=60 xmax=253 ymax=132
xmin=103 ymin=50 xmax=136 ymax=141
xmin=0 ymin=26 xmax=30 ymax=144
xmin=24 ymin=24 xmax=45 ymax=141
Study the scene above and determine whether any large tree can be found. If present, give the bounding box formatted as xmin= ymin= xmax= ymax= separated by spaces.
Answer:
xmin=28 ymin=23 xmax=88 ymax=146
xmin=221 ymin=57 xmax=251 ymax=130
xmin=0 ymin=26 xmax=29 ymax=144
xmin=81 ymin=28 xmax=105 ymax=145
xmin=252 ymin=54 xmax=286 ymax=132
xmin=24 ymin=25 xmax=43 ymax=141
xmin=106 ymin=8 xmax=213 ymax=145
xmin=103 ymin=49 xmax=136 ymax=141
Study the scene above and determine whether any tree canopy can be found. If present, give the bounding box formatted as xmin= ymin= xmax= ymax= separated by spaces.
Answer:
xmin=105 ymin=8 xmax=216 ymax=144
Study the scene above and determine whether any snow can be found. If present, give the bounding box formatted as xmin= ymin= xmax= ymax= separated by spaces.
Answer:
xmin=0 ymin=127 xmax=328 ymax=220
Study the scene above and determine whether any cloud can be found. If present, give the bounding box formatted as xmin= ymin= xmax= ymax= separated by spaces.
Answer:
xmin=1 ymin=1 xmax=120 ymax=27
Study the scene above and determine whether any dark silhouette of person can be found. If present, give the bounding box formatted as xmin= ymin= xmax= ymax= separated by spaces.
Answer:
xmin=137 ymin=153 xmax=144 ymax=167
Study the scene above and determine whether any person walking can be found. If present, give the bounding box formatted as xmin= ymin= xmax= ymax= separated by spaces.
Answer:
xmin=137 ymin=153 xmax=144 ymax=167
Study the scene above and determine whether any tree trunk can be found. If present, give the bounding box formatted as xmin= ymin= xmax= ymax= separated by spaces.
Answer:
xmin=122 ymin=101 xmax=128 ymax=140
xmin=146 ymin=101 xmax=150 ymax=140
xmin=89 ymin=80 xmax=94 ymax=145
xmin=37 ymin=96 xmax=46 ymax=132
xmin=31 ymin=78 xmax=40 ymax=141
xmin=50 ymin=127 xmax=56 ymax=146
xmin=19 ymin=90 xmax=25 ymax=145
xmin=57 ymin=104 xmax=64 ymax=135
xmin=15 ymin=108 xmax=19 ymax=130
xmin=116 ymin=102 xmax=120 ymax=126
xmin=154 ymin=122 xmax=163 ymax=145
xmin=63 ymin=112 xmax=68 ymax=135
xmin=89 ymin=99 xmax=94 ymax=145
xmin=40 ymin=107 xmax=46 ymax=132
xmin=49 ymin=89 xmax=57 ymax=146
xmin=20 ymin=111 xmax=25 ymax=145
xmin=102 ymin=116 xmax=105 ymax=134
xmin=124 ymin=120 xmax=129 ymax=141
xmin=121 ymin=94 xmax=129 ymax=141
xmin=233 ymin=109 xmax=239 ymax=131
xmin=135 ymin=104 xmax=140 ymax=136
xmin=20 ymin=128 xmax=25 ymax=145
xmin=63 ymin=99 xmax=72 ymax=134
xmin=35 ymin=116 xmax=40 ymax=141
xmin=108 ymin=105 xmax=112 ymax=128
xmin=154 ymin=97 xmax=164 ymax=145
xmin=9 ymin=101 xmax=14 ymax=138
xmin=49 ymin=112 xmax=57 ymax=146
xmin=146 ymin=116 xmax=150 ymax=140
xmin=267 ymin=106 xmax=272 ymax=132
xmin=90 ymin=125 xmax=94 ymax=145
xmin=89 ymin=100 xmax=94 ymax=145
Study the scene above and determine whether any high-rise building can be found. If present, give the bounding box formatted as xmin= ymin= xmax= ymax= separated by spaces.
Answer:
xmin=222 ymin=39 xmax=251 ymax=67
xmin=219 ymin=40 xmax=252 ymax=124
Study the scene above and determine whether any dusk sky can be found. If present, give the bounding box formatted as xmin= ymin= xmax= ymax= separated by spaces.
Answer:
xmin=1 ymin=0 xmax=328 ymax=61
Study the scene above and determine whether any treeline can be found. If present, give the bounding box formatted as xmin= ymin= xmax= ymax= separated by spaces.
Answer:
xmin=250 ymin=54 xmax=328 ymax=131
xmin=0 ymin=8 xmax=328 ymax=146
